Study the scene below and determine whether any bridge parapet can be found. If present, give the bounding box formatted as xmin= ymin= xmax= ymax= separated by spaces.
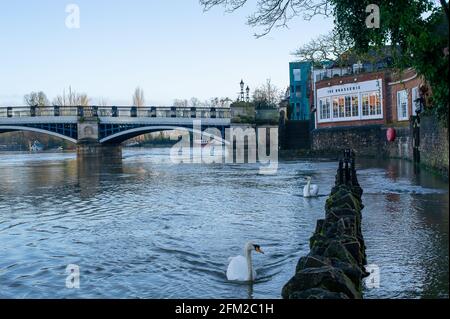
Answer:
xmin=0 ymin=106 xmax=231 ymax=119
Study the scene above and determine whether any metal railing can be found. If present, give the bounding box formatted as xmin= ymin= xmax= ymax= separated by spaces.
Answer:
xmin=0 ymin=106 xmax=231 ymax=119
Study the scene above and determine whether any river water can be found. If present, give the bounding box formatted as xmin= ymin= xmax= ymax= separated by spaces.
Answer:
xmin=0 ymin=148 xmax=448 ymax=299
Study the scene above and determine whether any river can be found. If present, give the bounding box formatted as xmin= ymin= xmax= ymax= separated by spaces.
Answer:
xmin=0 ymin=148 xmax=448 ymax=299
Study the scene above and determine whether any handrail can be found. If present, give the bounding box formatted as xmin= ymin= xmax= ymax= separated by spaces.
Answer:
xmin=0 ymin=106 xmax=231 ymax=119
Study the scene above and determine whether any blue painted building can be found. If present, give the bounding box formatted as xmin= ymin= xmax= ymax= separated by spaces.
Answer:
xmin=289 ymin=62 xmax=312 ymax=120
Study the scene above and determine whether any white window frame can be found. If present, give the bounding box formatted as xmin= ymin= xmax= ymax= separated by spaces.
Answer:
xmin=364 ymin=92 xmax=382 ymax=118
xmin=317 ymin=91 xmax=383 ymax=123
xmin=397 ymin=90 xmax=409 ymax=121
xmin=316 ymin=79 xmax=384 ymax=124
xmin=319 ymin=97 xmax=331 ymax=120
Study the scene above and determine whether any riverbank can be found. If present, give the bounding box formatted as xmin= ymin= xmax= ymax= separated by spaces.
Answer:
xmin=308 ymin=115 xmax=449 ymax=178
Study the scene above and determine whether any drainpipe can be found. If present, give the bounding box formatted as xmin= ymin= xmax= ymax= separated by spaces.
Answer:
xmin=312 ymin=64 xmax=317 ymax=130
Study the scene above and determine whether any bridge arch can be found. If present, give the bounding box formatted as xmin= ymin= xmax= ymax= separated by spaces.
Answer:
xmin=99 ymin=125 xmax=228 ymax=145
xmin=0 ymin=125 xmax=77 ymax=144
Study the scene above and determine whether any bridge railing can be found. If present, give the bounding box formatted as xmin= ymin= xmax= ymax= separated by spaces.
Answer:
xmin=0 ymin=106 xmax=231 ymax=119
xmin=0 ymin=106 xmax=79 ymax=118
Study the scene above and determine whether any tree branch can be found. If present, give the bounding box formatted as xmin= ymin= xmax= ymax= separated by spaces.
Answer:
xmin=199 ymin=0 xmax=331 ymax=37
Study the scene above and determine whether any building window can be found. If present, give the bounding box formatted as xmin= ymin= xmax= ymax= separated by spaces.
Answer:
xmin=397 ymin=90 xmax=409 ymax=121
xmin=295 ymin=85 xmax=302 ymax=98
xmin=345 ymin=96 xmax=352 ymax=117
xmin=351 ymin=96 xmax=359 ymax=117
xmin=369 ymin=93 xmax=381 ymax=116
xmin=362 ymin=92 xmax=381 ymax=117
xmin=333 ymin=98 xmax=339 ymax=118
xmin=319 ymin=98 xmax=330 ymax=120
xmin=317 ymin=79 xmax=383 ymax=124
xmin=293 ymin=69 xmax=301 ymax=82
xmin=376 ymin=93 xmax=381 ymax=115
xmin=338 ymin=97 xmax=345 ymax=118
xmin=362 ymin=94 xmax=369 ymax=116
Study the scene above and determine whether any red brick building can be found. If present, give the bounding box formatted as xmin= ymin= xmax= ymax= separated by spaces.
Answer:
xmin=314 ymin=68 xmax=425 ymax=129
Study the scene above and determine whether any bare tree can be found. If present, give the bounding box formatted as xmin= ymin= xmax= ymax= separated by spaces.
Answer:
xmin=190 ymin=97 xmax=202 ymax=107
xmin=252 ymin=79 xmax=282 ymax=108
xmin=132 ymin=87 xmax=145 ymax=107
xmin=24 ymin=91 xmax=49 ymax=106
xmin=219 ymin=97 xmax=233 ymax=108
xmin=210 ymin=97 xmax=220 ymax=108
xmin=53 ymin=86 xmax=90 ymax=106
xmin=200 ymin=0 xmax=331 ymax=37
xmin=174 ymin=99 xmax=189 ymax=107
xmin=98 ymin=97 xmax=109 ymax=106
xmin=293 ymin=30 xmax=351 ymax=64
xmin=79 ymin=94 xmax=90 ymax=107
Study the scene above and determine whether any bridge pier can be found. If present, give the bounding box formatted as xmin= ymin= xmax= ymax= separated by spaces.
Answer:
xmin=76 ymin=116 xmax=122 ymax=159
xmin=76 ymin=142 xmax=122 ymax=159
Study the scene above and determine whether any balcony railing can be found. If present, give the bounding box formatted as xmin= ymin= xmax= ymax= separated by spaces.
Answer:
xmin=0 ymin=106 xmax=231 ymax=119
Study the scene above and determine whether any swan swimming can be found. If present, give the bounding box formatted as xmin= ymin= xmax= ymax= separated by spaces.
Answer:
xmin=226 ymin=242 xmax=264 ymax=282
xmin=303 ymin=176 xmax=319 ymax=198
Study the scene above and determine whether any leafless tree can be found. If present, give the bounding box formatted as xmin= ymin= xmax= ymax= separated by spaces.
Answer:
xmin=252 ymin=79 xmax=282 ymax=108
xmin=219 ymin=97 xmax=233 ymax=107
xmin=200 ymin=0 xmax=331 ymax=37
xmin=24 ymin=91 xmax=49 ymax=107
xmin=53 ymin=86 xmax=90 ymax=107
xmin=292 ymin=31 xmax=351 ymax=64
xmin=174 ymin=99 xmax=189 ymax=107
xmin=190 ymin=97 xmax=202 ymax=107
xmin=132 ymin=87 xmax=145 ymax=107
xmin=97 ymin=97 xmax=109 ymax=106
xmin=210 ymin=97 xmax=220 ymax=108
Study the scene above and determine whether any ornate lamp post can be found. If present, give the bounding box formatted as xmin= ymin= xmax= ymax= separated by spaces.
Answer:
xmin=240 ymin=80 xmax=245 ymax=102
xmin=246 ymin=86 xmax=250 ymax=102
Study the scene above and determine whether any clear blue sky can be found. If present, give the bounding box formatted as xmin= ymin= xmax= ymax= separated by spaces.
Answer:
xmin=0 ymin=0 xmax=334 ymax=106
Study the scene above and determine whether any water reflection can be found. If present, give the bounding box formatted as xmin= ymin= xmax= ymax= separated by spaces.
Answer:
xmin=0 ymin=150 xmax=448 ymax=299
xmin=76 ymin=156 xmax=123 ymax=199
xmin=358 ymin=158 xmax=448 ymax=299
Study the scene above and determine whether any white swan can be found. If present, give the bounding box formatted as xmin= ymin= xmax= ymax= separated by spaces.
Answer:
xmin=303 ymin=176 xmax=319 ymax=198
xmin=226 ymin=242 xmax=264 ymax=282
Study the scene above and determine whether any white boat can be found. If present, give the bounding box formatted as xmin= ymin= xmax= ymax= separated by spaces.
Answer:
xmin=125 ymin=141 xmax=140 ymax=147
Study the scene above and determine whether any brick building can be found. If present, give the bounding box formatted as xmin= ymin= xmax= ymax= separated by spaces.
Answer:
xmin=314 ymin=68 xmax=425 ymax=129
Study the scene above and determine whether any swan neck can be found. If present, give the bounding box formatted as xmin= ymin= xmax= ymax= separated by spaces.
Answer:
xmin=246 ymin=249 xmax=253 ymax=281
